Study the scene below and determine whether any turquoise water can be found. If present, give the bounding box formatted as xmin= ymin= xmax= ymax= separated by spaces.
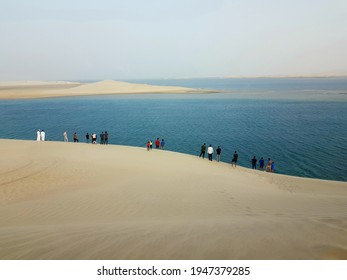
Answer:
xmin=1 ymin=78 xmax=347 ymax=181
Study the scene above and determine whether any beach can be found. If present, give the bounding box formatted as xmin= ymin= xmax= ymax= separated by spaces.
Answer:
xmin=0 ymin=139 xmax=346 ymax=260
xmin=0 ymin=80 xmax=211 ymax=100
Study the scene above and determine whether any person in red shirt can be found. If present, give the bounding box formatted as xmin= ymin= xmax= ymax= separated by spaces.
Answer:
xmin=147 ymin=141 xmax=151 ymax=151
xmin=155 ymin=138 xmax=160 ymax=148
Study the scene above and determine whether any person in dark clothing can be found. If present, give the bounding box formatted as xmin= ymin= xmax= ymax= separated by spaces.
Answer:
xmin=73 ymin=132 xmax=78 ymax=142
xmin=199 ymin=143 xmax=206 ymax=159
xmin=251 ymin=156 xmax=257 ymax=169
xmin=104 ymin=131 xmax=109 ymax=145
xmin=216 ymin=146 xmax=222 ymax=162
xmin=86 ymin=132 xmax=90 ymax=143
xmin=100 ymin=132 xmax=104 ymax=145
xmin=259 ymin=157 xmax=265 ymax=170
xmin=231 ymin=151 xmax=238 ymax=167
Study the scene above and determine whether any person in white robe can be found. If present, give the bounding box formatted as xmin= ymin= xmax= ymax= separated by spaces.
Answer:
xmin=63 ymin=131 xmax=68 ymax=142
xmin=40 ymin=130 xmax=45 ymax=141
xmin=36 ymin=129 xmax=41 ymax=141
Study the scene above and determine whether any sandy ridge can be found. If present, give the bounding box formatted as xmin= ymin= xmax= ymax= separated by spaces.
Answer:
xmin=0 ymin=80 xmax=214 ymax=99
xmin=0 ymin=139 xmax=346 ymax=259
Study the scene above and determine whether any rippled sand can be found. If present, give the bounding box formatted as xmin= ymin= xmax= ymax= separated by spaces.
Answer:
xmin=0 ymin=139 xmax=346 ymax=259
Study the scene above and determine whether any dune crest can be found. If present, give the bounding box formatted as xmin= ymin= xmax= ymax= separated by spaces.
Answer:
xmin=0 ymin=139 xmax=346 ymax=259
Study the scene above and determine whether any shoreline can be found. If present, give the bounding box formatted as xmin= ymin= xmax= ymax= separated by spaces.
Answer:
xmin=0 ymin=139 xmax=346 ymax=259
xmin=2 ymin=138 xmax=346 ymax=183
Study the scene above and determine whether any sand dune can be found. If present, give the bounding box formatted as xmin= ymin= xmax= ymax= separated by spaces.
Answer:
xmin=0 ymin=139 xmax=346 ymax=259
xmin=0 ymin=80 xmax=210 ymax=99
xmin=51 ymin=80 xmax=203 ymax=95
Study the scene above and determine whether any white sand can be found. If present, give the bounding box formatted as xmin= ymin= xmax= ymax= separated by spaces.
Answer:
xmin=0 ymin=80 xmax=211 ymax=99
xmin=0 ymin=139 xmax=346 ymax=260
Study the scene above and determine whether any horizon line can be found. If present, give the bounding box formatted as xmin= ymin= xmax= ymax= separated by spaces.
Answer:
xmin=1 ymin=74 xmax=347 ymax=83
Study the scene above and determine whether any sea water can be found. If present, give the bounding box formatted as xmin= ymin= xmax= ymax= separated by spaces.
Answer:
xmin=1 ymin=78 xmax=346 ymax=181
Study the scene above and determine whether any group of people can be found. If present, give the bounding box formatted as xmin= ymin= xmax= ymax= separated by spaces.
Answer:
xmin=63 ymin=131 xmax=109 ymax=144
xmin=199 ymin=143 xmax=275 ymax=172
xmin=40 ymin=130 xmax=276 ymax=172
xmin=98 ymin=131 xmax=109 ymax=144
xmin=199 ymin=143 xmax=225 ymax=163
xmin=36 ymin=129 xmax=46 ymax=141
xmin=251 ymin=156 xmax=275 ymax=172
xmin=147 ymin=138 xmax=165 ymax=151
xmin=63 ymin=131 xmax=80 ymax=143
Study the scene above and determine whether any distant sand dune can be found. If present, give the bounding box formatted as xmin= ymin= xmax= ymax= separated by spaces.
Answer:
xmin=52 ymin=80 xmax=201 ymax=94
xmin=0 ymin=80 xmax=212 ymax=99
xmin=0 ymin=139 xmax=346 ymax=259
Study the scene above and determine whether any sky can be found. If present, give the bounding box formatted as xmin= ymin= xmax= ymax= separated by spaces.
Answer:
xmin=1 ymin=0 xmax=347 ymax=80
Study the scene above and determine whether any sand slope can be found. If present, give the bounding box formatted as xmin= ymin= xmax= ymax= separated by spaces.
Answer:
xmin=50 ymin=80 xmax=203 ymax=95
xmin=0 ymin=80 xmax=210 ymax=99
xmin=0 ymin=81 xmax=81 ymax=99
xmin=0 ymin=139 xmax=346 ymax=259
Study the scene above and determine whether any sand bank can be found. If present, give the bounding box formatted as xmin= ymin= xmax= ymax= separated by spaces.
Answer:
xmin=0 ymin=80 xmax=212 ymax=100
xmin=0 ymin=139 xmax=346 ymax=259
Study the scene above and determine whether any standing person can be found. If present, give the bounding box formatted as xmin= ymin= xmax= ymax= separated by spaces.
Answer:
xmin=86 ymin=133 xmax=90 ymax=143
xmin=104 ymin=131 xmax=109 ymax=145
xmin=40 ymin=130 xmax=45 ymax=141
xmin=92 ymin=133 xmax=97 ymax=144
xmin=216 ymin=146 xmax=222 ymax=162
xmin=147 ymin=141 xmax=151 ymax=151
xmin=160 ymin=139 xmax=165 ymax=149
xmin=266 ymin=158 xmax=272 ymax=172
xmin=199 ymin=143 xmax=206 ymax=159
xmin=63 ymin=131 xmax=68 ymax=142
xmin=207 ymin=145 xmax=214 ymax=161
xmin=36 ymin=129 xmax=41 ymax=141
xmin=259 ymin=157 xmax=265 ymax=170
xmin=155 ymin=138 xmax=160 ymax=149
xmin=271 ymin=161 xmax=275 ymax=173
xmin=150 ymin=140 xmax=153 ymax=149
xmin=251 ymin=156 xmax=257 ymax=169
xmin=231 ymin=151 xmax=238 ymax=167
xmin=73 ymin=132 xmax=78 ymax=142
xmin=100 ymin=132 xmax=104 ymax=145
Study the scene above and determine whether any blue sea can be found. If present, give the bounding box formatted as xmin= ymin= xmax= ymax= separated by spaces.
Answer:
xmin=1 ymin=78 xmax=347 ymax=181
